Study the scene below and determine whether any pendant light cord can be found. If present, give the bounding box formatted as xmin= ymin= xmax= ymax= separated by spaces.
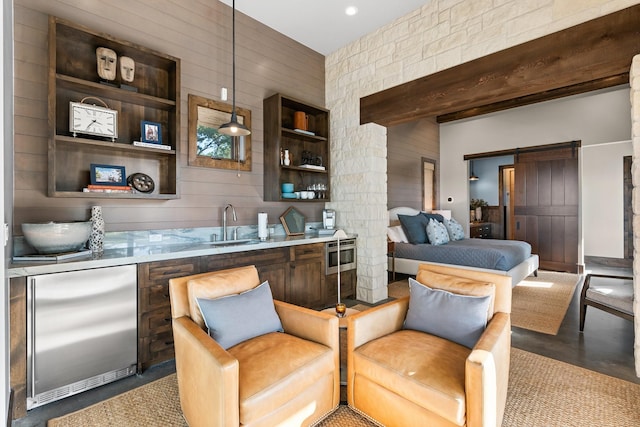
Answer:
xmin=231 ymin=0 xmax=237 ymax=114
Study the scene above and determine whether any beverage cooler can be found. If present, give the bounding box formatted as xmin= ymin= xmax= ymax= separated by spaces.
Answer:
xmin=26 ymin=264 xmax=137 ymax=409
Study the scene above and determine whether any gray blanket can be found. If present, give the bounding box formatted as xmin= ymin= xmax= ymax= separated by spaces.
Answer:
xmin=395 ymin=238 xmax=532 ymax=271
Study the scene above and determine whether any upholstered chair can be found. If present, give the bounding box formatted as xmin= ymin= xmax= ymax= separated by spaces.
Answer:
xmin=169 ymin=265 xmax=339 ymax=427
xmin=580 ymin=273 xmax=634 ymax=331
xmin=348 ymin=263 xmax=512 ymax=427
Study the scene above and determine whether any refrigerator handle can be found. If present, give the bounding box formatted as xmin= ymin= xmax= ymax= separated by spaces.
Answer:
xmin=26 ymin=277 xmax=36 ymax=400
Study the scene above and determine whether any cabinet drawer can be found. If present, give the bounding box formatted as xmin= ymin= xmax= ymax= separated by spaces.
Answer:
xmin=292 ymin=243 xmax=324 ymax=261
xmin=139 ymin=330 xmax=174 ymax=371
xmin=139 ymin=284 xmax=171 ymax=312
xmin=139 ymin=306 xmax=172 ymax=337
xmin=138 ymin=258 xmax=199 ymax=288
xmin=470 ymin=223 xmax=491 ymax=238
xmin=200 ymin=247 xmax=288 ymax=271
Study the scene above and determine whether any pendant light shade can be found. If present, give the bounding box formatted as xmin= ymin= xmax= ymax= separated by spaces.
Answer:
xmin=219 ymin=0 xmax=251 ymax=136
xmin=469 ymin=160 xmax=479 ymax=181
xmin=219 ymin=111 xmax=250 ymax=136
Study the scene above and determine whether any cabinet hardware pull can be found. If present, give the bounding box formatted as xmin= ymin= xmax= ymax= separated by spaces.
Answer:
xmin=164 ymin=318 xmax=171 ymax=322
xmin=165 ymin=340 xmax=174 ymax=345
xmin=162 ymin=269 xmax=182 ymax=275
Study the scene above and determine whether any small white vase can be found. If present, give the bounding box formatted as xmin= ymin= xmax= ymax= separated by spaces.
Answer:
xmin=89 ymin=206 xmax=105 ymax=253
xmin=475 ymin=207 xmax=482 ymax=222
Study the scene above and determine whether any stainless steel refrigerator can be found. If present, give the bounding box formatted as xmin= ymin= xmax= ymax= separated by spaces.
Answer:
xmin=27 ymin=264 xmax=137 ymax=409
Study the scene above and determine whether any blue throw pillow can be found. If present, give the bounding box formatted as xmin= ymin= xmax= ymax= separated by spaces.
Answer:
xmin=404 ymin=278 xmax=491 ymax=348
xmin=426 ymin=218 xmax=449 ymax=245
xmin=398 ymin=213 xmax=430 ymax=244
xmin=444 ymin=217 xmax=465 ymax=241
xmin=422 ymin=212 xmax=445 ymax=223
xmin=196 ymin=281 xmax=283 ymax=350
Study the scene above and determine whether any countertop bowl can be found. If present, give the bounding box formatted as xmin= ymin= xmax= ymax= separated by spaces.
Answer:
xmin=22 ymin=221 xmax=92 ymax=254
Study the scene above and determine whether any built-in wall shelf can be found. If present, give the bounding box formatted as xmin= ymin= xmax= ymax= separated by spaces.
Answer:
xmin=264 ymin=94 xmax=330 ymax=202
xmin=48 ymin=16 xmax=181 ymax=199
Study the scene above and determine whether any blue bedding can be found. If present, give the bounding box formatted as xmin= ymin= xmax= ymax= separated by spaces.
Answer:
xmin=394 ymin=238 xmax=532 ymax=271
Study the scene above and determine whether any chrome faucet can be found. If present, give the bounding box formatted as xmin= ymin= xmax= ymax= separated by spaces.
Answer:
xmin=223 ymin=204 xmax=237 ymax=241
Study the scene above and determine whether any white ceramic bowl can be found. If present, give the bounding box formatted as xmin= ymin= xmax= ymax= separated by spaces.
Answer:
xmin=22 ymin=221 xmax=92 ymax=254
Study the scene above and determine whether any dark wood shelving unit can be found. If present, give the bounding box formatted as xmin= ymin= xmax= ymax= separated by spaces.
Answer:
xmin=264 ymin=94 xmax=330 ymax=202
xmin=48 ymin=16 xmax=180 ymax=199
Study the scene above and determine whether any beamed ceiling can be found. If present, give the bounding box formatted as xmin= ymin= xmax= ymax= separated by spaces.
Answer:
xmin=360 ymin=4 xmax=640 ymax=127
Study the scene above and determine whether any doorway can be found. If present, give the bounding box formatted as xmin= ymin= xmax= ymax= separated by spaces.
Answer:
xmin=499 ymin=165 xmax=515 ymax=240
xmin=422 ymin=158 xmax=436 ymax=211
xmin=467 ymin=141 xmax=580 ymax=273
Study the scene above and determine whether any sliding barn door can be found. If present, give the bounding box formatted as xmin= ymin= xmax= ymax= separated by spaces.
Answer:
xmin=514 ymin=146 xmax=579 ymax=273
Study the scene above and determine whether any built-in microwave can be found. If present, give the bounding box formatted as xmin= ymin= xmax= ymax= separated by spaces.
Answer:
xmin=325 ymin=238 xmax=357 ymax=275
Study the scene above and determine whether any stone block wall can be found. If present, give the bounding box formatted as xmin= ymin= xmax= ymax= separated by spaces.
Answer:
xmin=631 ymin=54 xmax=639 ymax=376
xmin=325 ymin=0 xmax=638 ymax=308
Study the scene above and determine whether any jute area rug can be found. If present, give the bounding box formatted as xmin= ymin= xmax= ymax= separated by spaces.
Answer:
xmin=47 ymin=348 xmax=640 ymax=427
xmin=386 ymin=270 xmax=580 ymax=335
xmin=511 ymin=271 xmax=579 ymax=335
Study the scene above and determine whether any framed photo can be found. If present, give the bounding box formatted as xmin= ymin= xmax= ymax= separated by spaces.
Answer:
xmin=141 ymin=120 xmax=162 ymax=144
xmin=90 ymin=163 xmax=127 ymax=186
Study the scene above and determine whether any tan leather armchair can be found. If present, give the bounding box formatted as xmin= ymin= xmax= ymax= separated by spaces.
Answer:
xmin=169 ymin=265 xmax=339 ymax=427
xmin=348 ymin=264 xmax=512 ymax=427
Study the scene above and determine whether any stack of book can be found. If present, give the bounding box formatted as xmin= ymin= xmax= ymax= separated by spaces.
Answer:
xmin=132 ymin=141 xmax=172 ymax=150
xmin=83 ymin=184 xmax=133 ymax=194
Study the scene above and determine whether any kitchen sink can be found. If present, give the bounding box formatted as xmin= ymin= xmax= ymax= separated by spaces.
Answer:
xmin=203 ymin=238 xmax=260 ymax=247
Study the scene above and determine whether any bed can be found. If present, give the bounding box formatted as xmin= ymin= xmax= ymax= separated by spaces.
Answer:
xmin=388 ymin=207 xmax=539 ymax=286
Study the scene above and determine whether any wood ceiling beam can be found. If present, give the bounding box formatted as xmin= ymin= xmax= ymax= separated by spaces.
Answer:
xmin=360 ymin=5 xmax=640 ymax=127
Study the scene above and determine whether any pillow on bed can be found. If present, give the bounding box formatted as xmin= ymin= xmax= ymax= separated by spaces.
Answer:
xmin=422 ymin=212 xmax=445 ymax=223
xmin=444 ymin=217 xmax=465 ymax=241
xmin=387 ymin=225 xmax=409 ymax=243
xmin=398 ymin=213 xmax=430 ymax=244
xmin=426 ymin=218 xmax=449 ymax=245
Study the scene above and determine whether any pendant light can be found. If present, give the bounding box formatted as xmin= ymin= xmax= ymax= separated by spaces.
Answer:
xmin=219 ymin=0 xmax=251 ymax=136
xmin=469 ymin=160 xmax=479 ymax=181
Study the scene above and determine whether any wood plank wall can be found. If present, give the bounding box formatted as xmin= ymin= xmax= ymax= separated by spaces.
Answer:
xmin=12 ymin=0 xmax=325 ymax=235
xmin=387 ymin=117 xmax=439 ymax=211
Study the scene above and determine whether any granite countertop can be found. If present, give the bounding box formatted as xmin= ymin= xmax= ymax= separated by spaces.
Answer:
xmin=8 ymin=232 xmax=355 ymax=278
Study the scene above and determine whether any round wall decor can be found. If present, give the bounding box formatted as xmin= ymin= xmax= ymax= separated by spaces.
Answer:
xmin=127 ymin=173 xmax=155 ymax=193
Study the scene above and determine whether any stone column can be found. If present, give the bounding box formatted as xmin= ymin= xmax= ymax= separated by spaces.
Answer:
xmin=631 ymin=54 xmax=640 ymax=377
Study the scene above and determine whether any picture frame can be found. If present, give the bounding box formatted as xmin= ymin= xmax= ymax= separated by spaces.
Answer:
xmin=279 ymin=206 xmax=305 ymax=236
xmin=141 ymin=120 xmax=162 ymax=144
xmin=187 ymin=94 xmax=252 ymax=171
xmin=90 ymin=163 xmax=127 ymax=186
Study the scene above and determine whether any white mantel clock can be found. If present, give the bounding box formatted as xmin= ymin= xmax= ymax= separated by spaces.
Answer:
xmin=70 ymin=97 xmax=118 ymax=141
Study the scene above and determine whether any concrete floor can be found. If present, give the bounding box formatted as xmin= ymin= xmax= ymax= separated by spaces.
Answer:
xmin=12 ymin=266 xmax=638 ymax=426
xmin=512 ymin=265 xmax=637 ymax=384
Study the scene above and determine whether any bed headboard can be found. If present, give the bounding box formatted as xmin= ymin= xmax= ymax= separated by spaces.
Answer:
xmin=388 ymin=207 xmax=421 ymax=225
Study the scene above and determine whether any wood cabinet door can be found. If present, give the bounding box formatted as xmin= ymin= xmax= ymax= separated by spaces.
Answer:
xmin=325 ymin=269 xmax=356 ymax=306
xmin=289 ymin=244 xmax=326 ymax=308
xmin=257 ymin=262 xmax=289 ymax=302
xmin=290 ymin=258 xmax=325 ymax=309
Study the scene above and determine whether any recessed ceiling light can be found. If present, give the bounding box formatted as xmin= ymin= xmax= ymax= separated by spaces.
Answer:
xmin=345 ymin=6 xmax=358 ymax=16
